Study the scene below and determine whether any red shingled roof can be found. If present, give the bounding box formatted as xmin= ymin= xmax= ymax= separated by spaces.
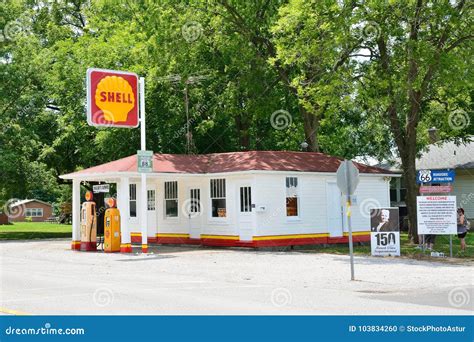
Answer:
xmin=61 ymin=151 xmax=391 ymax=177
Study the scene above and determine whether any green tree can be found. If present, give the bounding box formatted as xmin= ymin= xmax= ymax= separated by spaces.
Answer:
xmin=353 ymin=0 xmax=473 ymax=241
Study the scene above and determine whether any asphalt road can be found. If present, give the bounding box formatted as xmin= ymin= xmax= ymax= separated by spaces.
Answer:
xmin=0 ymin=239 xmax=473 ymax=315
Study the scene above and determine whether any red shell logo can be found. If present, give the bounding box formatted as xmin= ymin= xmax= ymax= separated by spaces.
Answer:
xmin=87 ymin=68 xmax=139 ymax=128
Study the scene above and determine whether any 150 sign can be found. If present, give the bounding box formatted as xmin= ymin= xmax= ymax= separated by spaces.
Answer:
xmin=370 ymin=208 xmax=400 ymax=257
xmin=374 ymin=232 xmax=397 ymax=246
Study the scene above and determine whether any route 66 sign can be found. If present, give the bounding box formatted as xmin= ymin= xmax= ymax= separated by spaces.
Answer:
xmin=417 ymin=169 xmax=455 ymax=184
xmin=417 ymin=170 xmax=432 ymax=183
xmin=137 ymin=150 xmax=153 ymax=173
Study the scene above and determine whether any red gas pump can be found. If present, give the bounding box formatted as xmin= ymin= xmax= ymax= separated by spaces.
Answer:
xmin=80 ymin=191 xmax=97 ymax=251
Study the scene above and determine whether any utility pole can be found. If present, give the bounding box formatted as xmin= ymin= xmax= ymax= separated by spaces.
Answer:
xmin=157 ymin=73 xmax=209 ymax=154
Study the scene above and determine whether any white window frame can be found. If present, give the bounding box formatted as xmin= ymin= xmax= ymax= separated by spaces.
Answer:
xmin=129 ymin=184 xmax=137 ymax=218
xmin=164 ymin=181 xmax=178 ymax=218
xmin=25 ymin=208 xmax=43 ymax=217
xmin=210 ymin=178 xmax=227 ymax=219
xmin=285 ymin=176 xmax=300 ymax=220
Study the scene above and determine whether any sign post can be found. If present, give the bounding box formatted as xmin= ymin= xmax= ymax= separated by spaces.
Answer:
xmin=336 ymin=160 xmax=360 ymax=281
xmin=139 ymin=77 xmax=148 ymax=253
xmin=86 ymin=68 xmax=149 ymax=253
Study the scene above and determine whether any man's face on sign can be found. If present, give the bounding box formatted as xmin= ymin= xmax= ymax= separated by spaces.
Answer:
xmin=381 ymin=210 xmax=390 ymax=222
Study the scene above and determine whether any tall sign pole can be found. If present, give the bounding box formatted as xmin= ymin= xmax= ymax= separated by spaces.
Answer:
xmin=336 ymin=160 xmax=360 ymax=281
xmin=86 ymin=68 xmax=140 ymax=253
xmin=139 ymin=77 xmax=148 ymax=253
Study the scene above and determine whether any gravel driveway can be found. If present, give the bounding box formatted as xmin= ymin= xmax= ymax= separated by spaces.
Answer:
xmin=1 ymin=239 xmax=473 ymax=315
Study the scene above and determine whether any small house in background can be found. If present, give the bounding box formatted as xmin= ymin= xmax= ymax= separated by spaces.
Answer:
xmin=8 ymin=199 xmax=53 ymax=222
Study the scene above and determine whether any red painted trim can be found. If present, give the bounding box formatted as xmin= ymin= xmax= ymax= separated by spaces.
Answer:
xmin=201 ymin=238 xmax=239 ymax=247
xmin=128 ymin=233 xmax=370 ymax=248
xmin=157 ymin=237 xmax=198 ymax=245
xmin=120 ymin=245 xmax=132 ymax=253
xmin=71 ymin=241 xmax=81 ymax=250
xmin=131 ymin=235 xmax=157 ymax=244
xmin=80 ymin=242 xmax=97 ymax=251
xmin=253 ymin=237 xmax=328 ymax=248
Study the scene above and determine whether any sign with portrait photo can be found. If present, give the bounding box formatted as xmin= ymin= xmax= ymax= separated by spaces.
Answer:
xmin=370 ymin=208 xmax=400 ymax=256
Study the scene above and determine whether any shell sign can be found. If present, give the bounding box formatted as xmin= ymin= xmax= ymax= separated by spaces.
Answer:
xmin=87 ymin=68 xmax=139 ymax=128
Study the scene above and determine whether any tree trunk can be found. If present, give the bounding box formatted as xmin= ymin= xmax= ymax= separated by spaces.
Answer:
xmin=300 ymin=105 xmax=320 ymax=152
xmin=400 ymin=153 xmax=419 ymax=244
xmin=235 ymin=113 xmax=250 ymax=150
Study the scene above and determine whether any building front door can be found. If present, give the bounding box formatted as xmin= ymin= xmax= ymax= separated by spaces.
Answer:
xmin=146 ymin=186 xmax=157 ymax=237
xmin=326 ymin=182 xmax=343 ymax=237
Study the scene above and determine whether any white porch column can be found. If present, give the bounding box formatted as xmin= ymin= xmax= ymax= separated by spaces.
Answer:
xmin=71 ymin=179 xmax=81 ymax=250
xmin=117 ymin=176 xmax=132 ymax=253
xmin=140 ymin=175 xmax=148 ymax=253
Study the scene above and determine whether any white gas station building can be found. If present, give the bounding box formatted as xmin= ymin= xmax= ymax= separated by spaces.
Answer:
xmin=60 ymin=151 xmax=396 ymax=252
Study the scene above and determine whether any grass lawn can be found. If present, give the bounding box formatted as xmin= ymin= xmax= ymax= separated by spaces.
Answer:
xmin=297 ymin=233 xmax=474 ymax=261
xmin=0 ymin=222 xmax=72 ymax=240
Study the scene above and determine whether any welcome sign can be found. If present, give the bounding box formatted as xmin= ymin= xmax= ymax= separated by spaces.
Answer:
xmin=87 ymin=68 xmax=139 ymax=128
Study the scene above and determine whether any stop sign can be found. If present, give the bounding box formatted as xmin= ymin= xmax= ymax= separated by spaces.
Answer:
xmin=336 ymin=160 xmax=360 ymax=195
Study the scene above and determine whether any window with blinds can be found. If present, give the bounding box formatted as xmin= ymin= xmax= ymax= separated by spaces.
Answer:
xmin=210 ymin=179 xmax=226 ymax=217
xmin=164 ymin=181 xmax=178 ymax=217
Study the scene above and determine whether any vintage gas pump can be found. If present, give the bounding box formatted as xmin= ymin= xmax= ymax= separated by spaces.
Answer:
xmin=80 ymin=191 xmax=97 ymax=251
xmin=104 ymin=197 xmax=121 ymax=253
